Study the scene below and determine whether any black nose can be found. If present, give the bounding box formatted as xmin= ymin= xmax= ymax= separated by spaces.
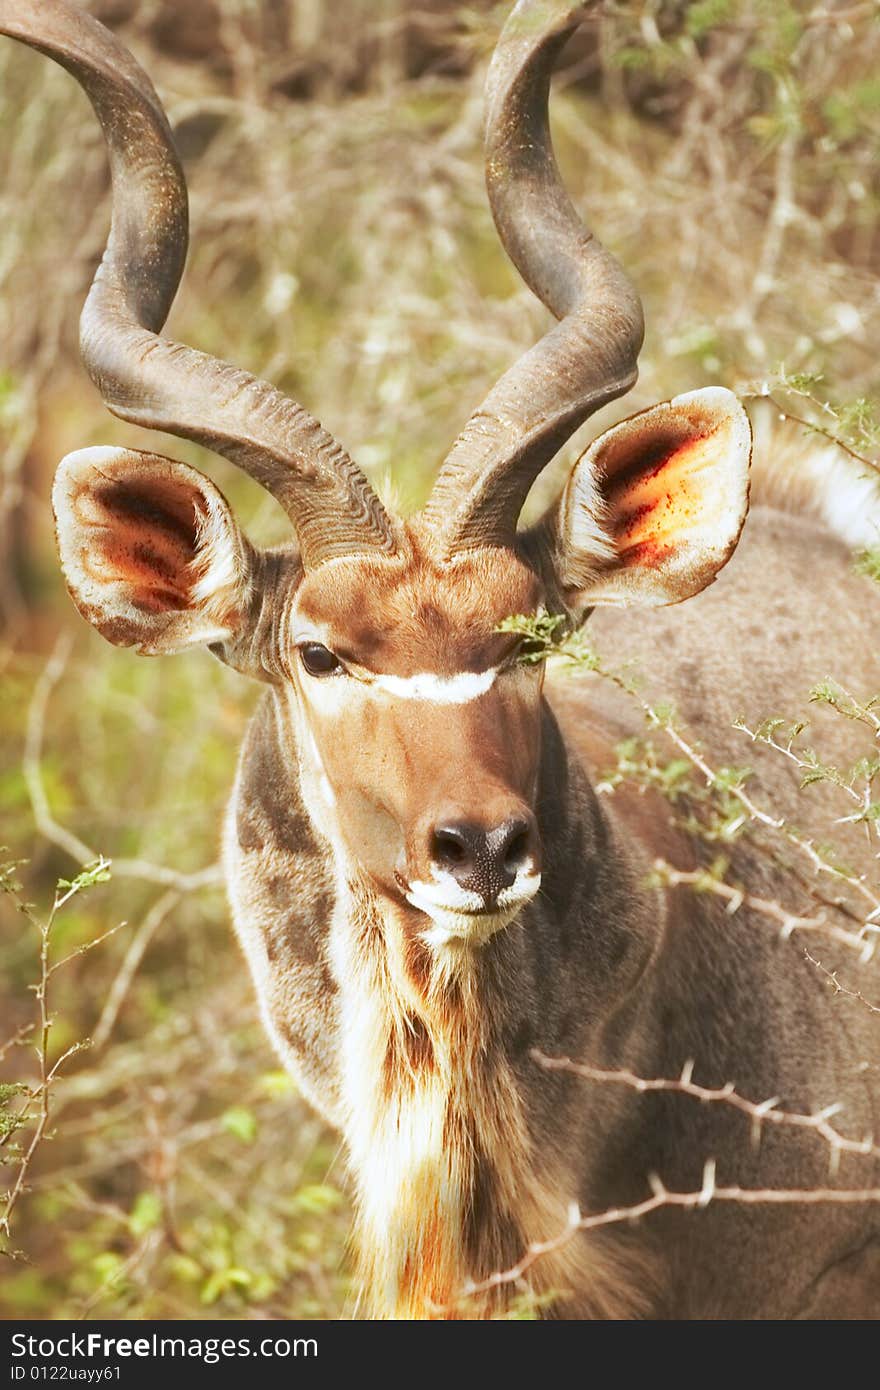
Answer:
xmin=430 ymin=816 xmax=535 ymax=907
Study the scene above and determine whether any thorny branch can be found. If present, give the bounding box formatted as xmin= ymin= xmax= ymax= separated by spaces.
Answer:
xmin=579 ymin=645 xmax=880 ymax=950
xmin=804 ymin=947 xmax=880 ymax=1017
xmin=652 ymin=859 xmax=876 ymax=961
xmin=495 ymin=614 xmax=880 ymax=963
xmin=1 ymin=869 xmax=107 ymax=1251
xmin=740 ymin=376 xmax=880 ymax=475
xmin=734 ymin=716 xmax=875 ymax=816
xmin=531 ymin=1050 xmax=879 ymax=1174
xmin=459 ymin=1161 xmax=880 ymax=1306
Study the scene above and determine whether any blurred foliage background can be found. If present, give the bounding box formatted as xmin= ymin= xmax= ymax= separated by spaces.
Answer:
xmin=1 ymin=0 xmax=878 ymax=1319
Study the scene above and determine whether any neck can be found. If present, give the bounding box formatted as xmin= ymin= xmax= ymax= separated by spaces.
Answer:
xmin=318 ymin=703 xmax=660 ymax=1318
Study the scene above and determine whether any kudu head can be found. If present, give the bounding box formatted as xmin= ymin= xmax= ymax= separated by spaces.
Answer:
xmin=7 ymin=0 xmax=751 ymax=947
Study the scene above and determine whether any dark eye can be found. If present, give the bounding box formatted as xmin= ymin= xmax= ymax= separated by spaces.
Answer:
xmin=517 ymin=637 xmax=547 ymax=665
xmin=299 ymin=643 xmax=342 ymax=677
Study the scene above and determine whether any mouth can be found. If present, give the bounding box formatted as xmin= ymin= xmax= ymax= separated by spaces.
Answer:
xmin=396 ymin=873 xmax=541 ymax=948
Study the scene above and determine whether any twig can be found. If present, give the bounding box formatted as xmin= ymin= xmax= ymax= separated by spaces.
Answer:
xmin=803 ymin=947 xmax=880 ymax=1017
xmin=1 ymin=882 xmax=87 ymax=1244
xmin=591 ymin=655 xmax=880 ymax=924
xmin=748 ymin=127 xmax=798 ymax=316
xmin=23 ymin=632 xmax=91 ymax=867
xmin=48 ymin=921 xmax=126 ymax=979
xmin=23 ymin=635 xmax=222 ymax=893
xmin=804 ymin=5 xmax=880 ymax=31
xmin=759 ymin=397 xmax=880 ymax=475
xmin=91 ymin=892 xmax=180 ymax=1051
xmin=739 ymin=378 xmax=880 ymax=474
xmin=0 ymin=1023 xmax=33 ymax=1064
xmin=734 ymin=718 xmax=870 ymax=813
xmin=532 ymin=1050 xmax=878 ymax=1173
xmin=653 ymin=858 xmax=877 ymax=961
xmin=459 ymin=1160 xmax=880 ymax=1305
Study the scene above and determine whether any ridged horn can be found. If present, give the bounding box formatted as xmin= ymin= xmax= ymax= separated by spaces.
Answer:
xmin=424 ymin=0 xmax=644 ymax=553
xmin=0 ymin=0 xmax=399 ymax=568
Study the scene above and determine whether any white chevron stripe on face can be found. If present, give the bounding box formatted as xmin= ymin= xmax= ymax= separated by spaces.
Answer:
xmin=367 ymin=669 xmax=498 ymax=703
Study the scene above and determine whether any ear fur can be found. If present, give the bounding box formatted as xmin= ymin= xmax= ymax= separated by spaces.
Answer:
xmin=53 ymin=446 xmax=256 ymax=655
xmin=531 ymin=387 xmax=751 ymax=612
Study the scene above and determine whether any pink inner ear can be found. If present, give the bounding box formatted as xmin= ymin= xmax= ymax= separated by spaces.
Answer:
xmin=599 ymin=423 xmax=723 ymax=569
xmin=75 ymin=475 xmax=202 ymax=613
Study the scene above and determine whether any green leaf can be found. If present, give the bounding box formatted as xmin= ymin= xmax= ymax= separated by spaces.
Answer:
xmin=291 ymin=1183 xmax=344 ymax=1216
xmin=809 ymin=679 xmax=846 ymax=708
xmin=714 ymin=765 xmax=751 ymax=791
xmin=496 ymin=612 xmax=568 ymax=664
xmin=200 ymin=1266 xmax=252 ymax=1305
xmin=56 ymin=858 xmax=112 ymax=893
xmin=167 ymin=1253 xmax=202 ymax=1284
xmin=854 ymin=548 xmax=880 ymax=584
xmin=823 ymin=79 xmax=880 ymax=142
xmin=129 ymin=1191 xmax=162 ymax=1238
xmin=651 ymin=701 xmax=677 ymax=730
xmin=221 ymin=1105 xmax=257 ymax=1144
xmin=91 ymin=1252 xmax=125 ymax=1288
xmin=0 ymin=859 xmax=25 ymax=896
xmin=659 ymin=758 xmax=693 ymax=789
xmin=257 ymin=1069 xmax=297 ymax=1098
xmin=612 ymin=45 xmax=652 ymax=72
xmin=686 ymin=0 xmax=733 ymax=40
xmin=783 ymin=371 xmax=825 ymax=393
xmin=848 ymin=756 xmax=880 ymax=784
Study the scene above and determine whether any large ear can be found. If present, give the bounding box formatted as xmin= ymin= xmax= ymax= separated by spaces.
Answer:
xmin=53 ymin=447 xmax=256 ymax=656
xmin=530 ymin=387 xmax=751 ymax=612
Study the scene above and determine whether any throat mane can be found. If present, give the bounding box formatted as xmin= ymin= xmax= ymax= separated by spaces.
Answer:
xmin=329 ymin=876 xmax=657 ymax=1321
xmin=332 ymin=885 xmax=528 ymax=1318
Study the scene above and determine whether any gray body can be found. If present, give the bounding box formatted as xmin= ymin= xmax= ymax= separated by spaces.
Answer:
xmin=228 ymin=502 xmax=880 ymax=1318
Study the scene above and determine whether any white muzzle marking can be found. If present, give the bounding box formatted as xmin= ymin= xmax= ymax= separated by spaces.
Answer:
xmin=405 ymin=866 xmax=542 ymax=947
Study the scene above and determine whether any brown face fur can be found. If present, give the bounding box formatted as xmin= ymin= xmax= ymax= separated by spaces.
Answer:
xmin=53 ymin=392 xmax=752 ymax=952
xmin=285 ymin=537 xmax=546 ymax=933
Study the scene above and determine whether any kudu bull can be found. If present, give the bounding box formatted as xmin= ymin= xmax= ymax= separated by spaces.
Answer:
xmin=4 ymin=0 xmax=880 ymax=1318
